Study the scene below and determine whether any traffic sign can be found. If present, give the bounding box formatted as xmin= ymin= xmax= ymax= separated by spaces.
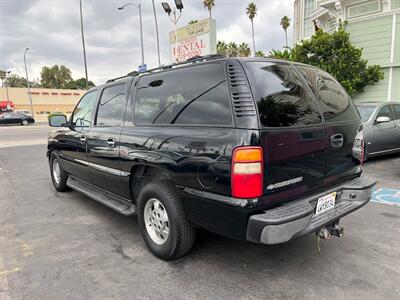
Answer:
xmin=138 ymin=64 xmax=147 ymax=72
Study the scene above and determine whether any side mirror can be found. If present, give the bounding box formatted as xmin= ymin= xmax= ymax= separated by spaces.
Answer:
xmin=49 ymin=114 xmax=68 ymax=127
xmin=376 ymin=116 xmax=391 ymax=124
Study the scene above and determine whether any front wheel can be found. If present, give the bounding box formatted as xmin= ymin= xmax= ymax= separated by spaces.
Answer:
xmin=21 ymin=120 xmax=28 ymax=126
xmin=50 ymin=152 xmax=69 ymax=192
xmin=137 ymin=181 xmax=196 ymax=260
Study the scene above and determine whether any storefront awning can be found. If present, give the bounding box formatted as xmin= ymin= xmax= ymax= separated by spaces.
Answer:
xmin=0 ymin=101 xmax=15 ymax=109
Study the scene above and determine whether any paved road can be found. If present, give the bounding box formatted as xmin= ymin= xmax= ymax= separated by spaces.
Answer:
xmin=0 ymin=124 xmax=49 ymax=148
xmin=0 ymin=125 xmax=399 ymax=299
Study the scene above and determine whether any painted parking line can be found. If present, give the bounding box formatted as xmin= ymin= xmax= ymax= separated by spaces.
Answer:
xmin=371 ymin=188 xmax=400 ymax=206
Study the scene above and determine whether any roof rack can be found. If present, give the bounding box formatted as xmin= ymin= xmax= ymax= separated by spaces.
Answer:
xmin=106 ymin=54 xmax=225 ymax=83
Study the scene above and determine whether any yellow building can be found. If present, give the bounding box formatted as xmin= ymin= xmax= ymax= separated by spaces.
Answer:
xmin=0 ymin=87 xmax=86 ymax=117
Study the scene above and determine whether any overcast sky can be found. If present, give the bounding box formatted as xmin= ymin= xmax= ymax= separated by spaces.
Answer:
xmin=0 ymin=0 xmax=294 ymax=85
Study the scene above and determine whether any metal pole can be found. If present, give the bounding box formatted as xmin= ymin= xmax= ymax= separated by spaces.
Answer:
xmin=138 ymin=4 xmax=145 ymax=66
xmin=79 ymin=0 xmax=89 ymax=88
xmin=24 ymin=49 xmax=34 ymax=115
xmin=5 ymin=84 xmax=10 ymax=111
xmin=174 ymin=8 xmax=178 ymax=63
xmin=152 ymin=0 xmax=161 ymax=66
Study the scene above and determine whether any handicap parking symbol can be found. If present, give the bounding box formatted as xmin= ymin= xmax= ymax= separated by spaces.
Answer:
xmin=371 ymin=188 xmax=400 ymax=206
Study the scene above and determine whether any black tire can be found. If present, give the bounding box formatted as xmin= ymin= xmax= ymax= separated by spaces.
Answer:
xmin=49 ymin=152 xmax=69 ymax=192
xmin=137 ymin=181 xmax=196 ymax=260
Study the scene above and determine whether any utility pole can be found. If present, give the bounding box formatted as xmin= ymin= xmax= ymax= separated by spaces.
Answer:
xmin=24 ymin=48 xmax=34 ymax=115
xmin=152 ymin=0 xmax=161 ymax=66
xmin=80 ymin=0 xmax=89 ymax=88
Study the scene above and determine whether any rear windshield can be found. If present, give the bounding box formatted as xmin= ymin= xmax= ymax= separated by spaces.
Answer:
xmin=356 ymin=105 xmax=377 ymax=122
xmin=245 ymin=62 xmax=322 ymax=127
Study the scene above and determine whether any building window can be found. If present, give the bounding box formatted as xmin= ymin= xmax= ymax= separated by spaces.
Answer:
xmin=326 ymin=19 xmax=336 ymax=32
xmin=303 ymin=0 xmax=316 ymax=37
xmin=347 ymin=0 xmax=381 ymax=19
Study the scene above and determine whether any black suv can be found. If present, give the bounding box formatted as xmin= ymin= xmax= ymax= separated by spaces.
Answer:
xmin=48 ymin=56 xmax=376 ymax=260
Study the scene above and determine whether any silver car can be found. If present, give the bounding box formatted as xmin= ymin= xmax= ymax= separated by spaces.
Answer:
xmin=356 ymin=101 xmax=400 ymax=160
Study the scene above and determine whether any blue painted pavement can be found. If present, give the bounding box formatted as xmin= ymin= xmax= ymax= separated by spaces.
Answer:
xmin=371 ymin=188 xmax=400 ymax=206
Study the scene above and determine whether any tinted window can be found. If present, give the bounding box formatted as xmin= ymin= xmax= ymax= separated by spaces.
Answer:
xmin=376 ymin=105 xmax=393 ymax=120
xmin=3 ymin=113 xmax=13 ymax=119
xmin=298 ymin=67 xmax=359 ymax=123
xmin=356 ymin=105 xmax=377 ymax=122
xmin=392 ymin=104 xmax=400 ymax=120
xmin=134 ymin=63 xmax=232 ymax=126
xmin=246 ymin=62 xmax=322 ymax=127
xmin=72 ymin=91 xmax=98 ymax=127
xmin=96 ymin=84 xmax=126 ymax=126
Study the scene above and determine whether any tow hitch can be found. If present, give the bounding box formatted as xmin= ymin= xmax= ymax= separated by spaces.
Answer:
xmin=316 ymin=221 xmax=344 ymax=252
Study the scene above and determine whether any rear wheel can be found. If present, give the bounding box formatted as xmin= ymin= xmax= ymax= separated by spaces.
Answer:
xmin=50 ymin=152 xmax=69 ymax=192
xmin=137 ymin=181 xmax=196 ymax=260
xmin=21 ymin=120 xmax=28 ymax=126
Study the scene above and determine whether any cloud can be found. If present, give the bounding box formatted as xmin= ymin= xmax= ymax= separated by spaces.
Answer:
xmin=0 ymin=0 xmax=294 ymax=85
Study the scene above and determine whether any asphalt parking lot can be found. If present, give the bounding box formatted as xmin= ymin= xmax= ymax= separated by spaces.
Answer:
xmin=1 ymin=125 xmax=399 ymax=300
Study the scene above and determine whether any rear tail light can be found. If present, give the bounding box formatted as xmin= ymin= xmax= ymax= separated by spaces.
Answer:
xmin=231 ymin=146 xmax=263 ymax=198
xmin=353 ymin=127 xmax=364 ymax=164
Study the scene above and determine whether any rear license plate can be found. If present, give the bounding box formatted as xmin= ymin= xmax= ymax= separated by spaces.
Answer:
xmin=315 ymin=192 xmax=336 ymax=215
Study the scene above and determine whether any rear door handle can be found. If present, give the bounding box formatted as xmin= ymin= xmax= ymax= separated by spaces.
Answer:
xmin=107 ymin=138 xmax=116 ymax=148
xmin=330 ymin=133 xmax=344 ymax=148
xmin=80 ymin=135 xmax=87 ymax=143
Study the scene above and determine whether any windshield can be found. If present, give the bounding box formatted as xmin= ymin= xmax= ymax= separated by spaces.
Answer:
xmin=356 ymin=105 xmax=377 ymax=122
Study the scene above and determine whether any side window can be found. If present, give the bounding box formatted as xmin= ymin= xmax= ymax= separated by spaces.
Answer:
xmin=96 ymin=84 xmax=126 ymax=126
xmin=392 ymin=104 xmax=400 ymax=120
xmin=72 ymin=91 xmax=98 ymax=128
xmin=4 ymin=113 xmax=13 ymax=119
xmin=245 ymin=62 xmax=322 ymax=127
xmin=134 ymin=63 xmax=233 ymax=126
xmin=298 ymin=67 xmax=359 ymax=123
xmin=376 ymin=105 xmax=393 ymax=120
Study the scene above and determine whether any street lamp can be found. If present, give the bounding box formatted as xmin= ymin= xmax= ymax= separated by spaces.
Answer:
xmin=161 ymin=0 xmax=184 ymax=63
xmin=79 ymin=0 xmax=89 ymax=88
xmin=118 ymin=3 xmax=145 ymax=69
xmin=23 ymin=48 xmax=34 ymax=116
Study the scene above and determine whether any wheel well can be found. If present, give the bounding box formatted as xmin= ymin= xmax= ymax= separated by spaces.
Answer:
xmin=129 ymin=165 xmax=173 ymax=201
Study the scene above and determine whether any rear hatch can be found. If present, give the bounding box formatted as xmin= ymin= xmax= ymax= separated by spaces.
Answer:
xmin=242 ymin=60 xmax=362 ymax=207
xmin=295 ymin=66 xmax=363 ymax=185
xmin=243 ymin=61 xmax=327 ymax=206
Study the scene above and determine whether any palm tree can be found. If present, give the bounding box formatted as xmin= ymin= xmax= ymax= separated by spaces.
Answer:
xmin=280 ymin=16 xmax=291 ymax=48
xmin=238 ymin=43 xmax=251 ymax=57
xmin=227 ymin=42 xmax=238 ymax=57
xmin=246 ymin=2 xmax=257 ymax=56
xmin=217 ymin=41 xmax=228 ymax=56
xmin=255 ymin=50 xmax=265 ymax=57
xmin=203 ymin=0 xmax=215 ymax=19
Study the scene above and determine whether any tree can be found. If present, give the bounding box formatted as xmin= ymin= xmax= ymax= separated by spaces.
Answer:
xmin=0 ymin=70 xmax=7 ymax=82
xmin=227 ymin=42 xmax=239 ymax=57
xmin=203 ymin=0 xmax=215 ymax=19
xmin=255 ymin=50 xmax=265 ymax=57
xmin=217 ymin=41 xmax=228 ymax=56
xmin=0 ymin=73 xmax=40 ymax=88
xmin=269 ymin=23 xmax=384 ymax=95
xmin=269 ymin=49 xmax=291 ymax=60
xmin=40 ymin=65 xmax=73 ymax=89
xmin=238 ymin=43 xmax=251 ymax=57
xmin=188 ymin=19 xmax=198 ymax=25
xmin=280 ymin=16 xmax=291 ymax=48
xmin=246 ymin=2 xmax=257 ymax=56
xmin=64 ymin=78 xmax=95 ymax=90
